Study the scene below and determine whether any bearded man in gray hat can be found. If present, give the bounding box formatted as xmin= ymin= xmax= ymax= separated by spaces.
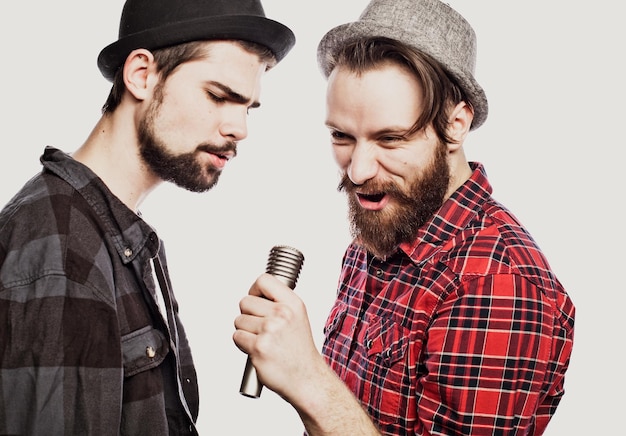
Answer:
xmin=233 ymin=0 xmax=575 ymax=434
xmin=0 ymin=0 xmax=294 ymax=434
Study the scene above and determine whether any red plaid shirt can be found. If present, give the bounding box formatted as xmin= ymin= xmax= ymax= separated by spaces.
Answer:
xmin=322 ymin=163 xmax=575 ymax=435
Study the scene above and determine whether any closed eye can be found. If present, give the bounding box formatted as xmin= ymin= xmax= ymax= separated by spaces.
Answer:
xmin=207 ymin=91 xmax=226 ymax=103
xmin=379 ymin=132 xmax=409 ymax=144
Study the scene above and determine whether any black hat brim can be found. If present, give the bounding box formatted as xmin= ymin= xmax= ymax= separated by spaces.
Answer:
xmin=97 ymin=15 xmax=295 ymax=81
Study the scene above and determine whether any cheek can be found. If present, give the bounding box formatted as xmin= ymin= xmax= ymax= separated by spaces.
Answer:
xmin=161 ymin=103 xmax=216 ymax=142
xmin=160 ymin=87 xmax=211 ymax=127
xmin=386 ymin=149 xmax=428 ymax=176
xmin=332 ymin=146 xmax=352 ymax=169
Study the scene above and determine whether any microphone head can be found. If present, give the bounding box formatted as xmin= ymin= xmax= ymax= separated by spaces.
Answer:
xmin=266 ymin=245 xmax=305 ymax=290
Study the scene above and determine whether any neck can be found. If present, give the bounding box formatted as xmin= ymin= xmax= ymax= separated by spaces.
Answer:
xmin=72 ymin=110 xmax=161 ymax=212
xmin=445 ymin=148 xmax=473 ymax=199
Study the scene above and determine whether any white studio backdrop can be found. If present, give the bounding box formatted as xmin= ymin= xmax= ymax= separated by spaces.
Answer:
xmin=0 ymin=1 xmax=622 ymax=434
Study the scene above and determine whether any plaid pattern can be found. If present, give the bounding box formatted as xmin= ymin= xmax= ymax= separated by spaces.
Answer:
xmin=0 ymin=147 xmax=199 ymax=435
xmin=322 ymin=163 xmax=575 ymax=435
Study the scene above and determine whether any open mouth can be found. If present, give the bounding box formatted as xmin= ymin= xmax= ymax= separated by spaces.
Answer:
xmin=356 ymin=192 xmax=388 ymax=211
xmin=358 ymin=192 xmax=386 ymax=203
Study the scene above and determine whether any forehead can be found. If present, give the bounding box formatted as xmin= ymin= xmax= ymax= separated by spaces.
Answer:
xmin=167 ymin=41 xmax=268 ymax=96
xmin=327 ymin=61 xmax=421 ymax=96
xmin=326 ymin=63 xmax=424 ymax=131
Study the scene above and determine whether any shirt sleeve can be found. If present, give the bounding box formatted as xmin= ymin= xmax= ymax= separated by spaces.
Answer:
xmin=417 ymin=273 xmax=558 ymax=435
xmin=0 ymin=274 xmax=124 ymax=435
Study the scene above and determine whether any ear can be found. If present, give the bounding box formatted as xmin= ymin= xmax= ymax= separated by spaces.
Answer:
xmin=447 ymin=101 xmax=473 ymax=151
xmin=122 ymin=49 xmax=156 ymax=101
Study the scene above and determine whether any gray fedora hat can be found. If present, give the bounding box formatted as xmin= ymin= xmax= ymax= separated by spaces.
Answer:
xmin=317 ymin=0 xmax=488 ymax=130
xmin=98 ymin=0 xmax=296 ymax=82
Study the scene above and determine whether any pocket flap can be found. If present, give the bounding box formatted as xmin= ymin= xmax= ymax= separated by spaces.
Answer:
xmin=121 ymin=325 xmax=169 ymax=377
xmin=363 ymin=316 xmax=407 ymax=366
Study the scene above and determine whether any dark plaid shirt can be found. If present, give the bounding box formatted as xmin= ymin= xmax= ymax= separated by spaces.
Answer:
xmin=0 ymin=147 xmax=199 ymax=435
xmin=322 ymin=163 xmax=575 ymax=435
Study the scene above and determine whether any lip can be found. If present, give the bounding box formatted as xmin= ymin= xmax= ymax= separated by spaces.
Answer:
xmin=206 ymin=150 xmax=234 ymax=169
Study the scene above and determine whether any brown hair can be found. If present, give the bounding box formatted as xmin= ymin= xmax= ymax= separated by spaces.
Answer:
xmin=101 ymin=39 xmax=276 ymax=114
xmin=326 ymin=37 xmax=470 ymax=144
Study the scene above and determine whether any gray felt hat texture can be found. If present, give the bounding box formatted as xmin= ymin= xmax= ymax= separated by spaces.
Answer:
xmin=317 ymin=0 xmax=488 ymax=129
xmin=98 ymin=0 xmax=296 ymax=82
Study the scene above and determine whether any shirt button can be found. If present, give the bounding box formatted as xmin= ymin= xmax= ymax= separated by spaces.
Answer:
xmin=365 ymin=339 xmax=372 ymax=349
xmin=375 ymin=269 xmax=383 ymax=278
xmin=146 ymin=346 xmax=156 ymax=358
xmin=124 ymin=247 xmax=133 ymax=258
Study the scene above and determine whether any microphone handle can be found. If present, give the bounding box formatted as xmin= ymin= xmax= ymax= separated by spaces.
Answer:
xmin=239 ymin=245 xmax=305 ymax=398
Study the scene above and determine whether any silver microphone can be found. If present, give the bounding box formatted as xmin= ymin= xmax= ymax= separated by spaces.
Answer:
xmin=239 ymin=245 xmax=305 ymax=398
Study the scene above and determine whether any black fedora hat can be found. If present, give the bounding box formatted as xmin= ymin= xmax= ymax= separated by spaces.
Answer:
xmin=97 ymin=0 xmax=296 ymax=81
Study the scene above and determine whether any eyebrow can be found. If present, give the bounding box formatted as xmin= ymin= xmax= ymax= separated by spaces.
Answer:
xmin=325 ymin=122 xmax=410 ymax=137
xmin=208 ymin=81 xmax=261 ymax=109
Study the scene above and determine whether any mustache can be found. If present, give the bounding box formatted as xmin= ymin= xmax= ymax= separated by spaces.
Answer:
xmin=337 ymin=172 xmax=352 ymax=193
xmin=337 ymin=172 xmax=401 ymax=196
xmin=197 ymin=141 xmax=238 ymax=158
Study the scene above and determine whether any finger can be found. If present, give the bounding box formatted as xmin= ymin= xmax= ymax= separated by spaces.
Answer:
xmin=232 ymin=328 xmax=255 ymax=354
xmin=233 ymin=312 xmax=257 ymax=332
xmin=238 ymin=294 xmax=274 ymax=316
xmin=248 ymin=273 xmax=295 ymax=301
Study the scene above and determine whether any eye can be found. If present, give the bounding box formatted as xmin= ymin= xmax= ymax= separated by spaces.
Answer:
xmin=329 ymin=130 xmax=353 ymax=145
xmin=377 ymin=134 xmax=409 ymax=149
xmin=207 ymin=91 xmax=225 ymax=103
xmin=380 ymin=135 xmax=404 ymax=143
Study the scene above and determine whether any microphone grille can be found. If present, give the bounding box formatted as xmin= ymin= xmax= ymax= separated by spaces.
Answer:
xmin=266 ymin=245 xmax=305 ymax=289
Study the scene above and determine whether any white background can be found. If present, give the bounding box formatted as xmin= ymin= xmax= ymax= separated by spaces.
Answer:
xmin=1 ymin=1 xmax=622 ymax=434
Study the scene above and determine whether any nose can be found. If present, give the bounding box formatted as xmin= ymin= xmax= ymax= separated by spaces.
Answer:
xmin=219 ymin=107 xmax=248 ymax=142
xmin=347 ymin=141 xmax=379 ymax=185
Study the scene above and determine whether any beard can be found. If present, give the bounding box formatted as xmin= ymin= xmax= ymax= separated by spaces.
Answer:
xmin=338 ymin=141 xmax=450 ymax=258
xmin=137 ymin=85 xmax=237 ymax=193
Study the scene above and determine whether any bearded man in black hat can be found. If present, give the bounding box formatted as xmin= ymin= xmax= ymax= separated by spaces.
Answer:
xmin=0 ymin=0 xmax=294 ymax=434
xmin=233 ymin=0 xmax=575 ymax=435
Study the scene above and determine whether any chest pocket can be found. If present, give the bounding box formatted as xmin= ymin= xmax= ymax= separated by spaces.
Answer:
xmin=323 ymin=302 xmax=348 ymax=338
xmin=121 ymin=325 xmax=170 ymax=377
xmin=362 ymin=315 xmax=409 ymax=425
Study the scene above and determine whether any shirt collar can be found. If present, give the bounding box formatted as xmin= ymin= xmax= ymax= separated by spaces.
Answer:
xmin=40 ymin=146 xmax=159 ymax=263
xmin=399 ymin=162 xmax=492 ymax=265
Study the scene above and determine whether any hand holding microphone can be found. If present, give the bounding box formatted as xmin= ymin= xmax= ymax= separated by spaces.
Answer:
xmin=239 ymin=245 xmax=305 ymax=398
